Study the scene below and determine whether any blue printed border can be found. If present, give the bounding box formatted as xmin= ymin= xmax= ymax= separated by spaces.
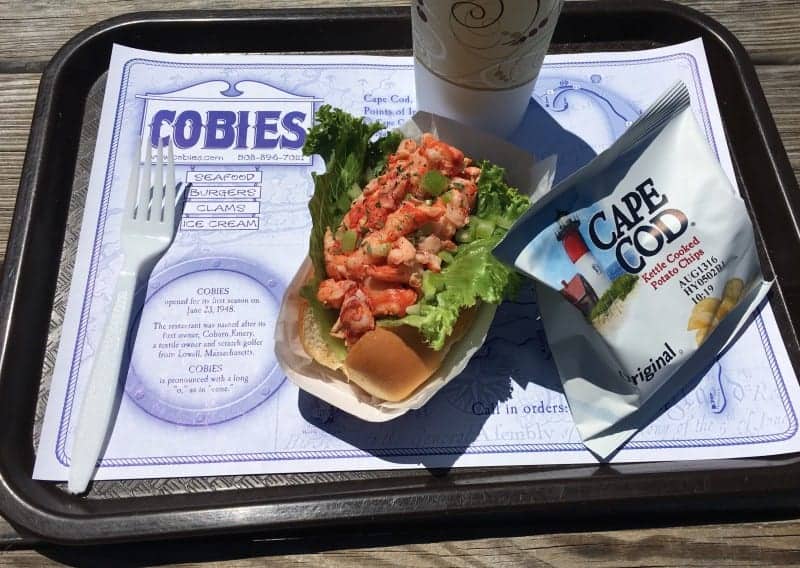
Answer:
xmin=56 ymin=52 xmax=797 ymax=468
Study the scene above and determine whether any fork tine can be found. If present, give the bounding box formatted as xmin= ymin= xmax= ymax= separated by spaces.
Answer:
xmin=163 ymin=138 xmax=177 ymax=228
xmin=137 ymin=134 xmax=152 ymax=221
xmin=155 ymin=137 xmax=164 ymax=222
xmin=125 ymin=136 xmax=142 ymax=218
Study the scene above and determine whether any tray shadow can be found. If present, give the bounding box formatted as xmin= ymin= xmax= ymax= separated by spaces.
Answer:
xmin=509 ymin=99 xmax=598 ymax=184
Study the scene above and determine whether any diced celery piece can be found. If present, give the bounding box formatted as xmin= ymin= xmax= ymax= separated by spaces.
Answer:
xmin=422 ymin=272 xmax=440 ymax=300
xmin=340 ymin=229 xmax=358 ymax=252
xmin=455 ymin=226 xmax=474 ymax=243
xmin=368 ymin=242 xmax=390 ymax=257
xmin=437 ymin=250 xmax=454 ymax=264
xmin=421 ymin=170 xmax=449 ymax=196
xmin=405 ymin=304 xmax=421 ymax=315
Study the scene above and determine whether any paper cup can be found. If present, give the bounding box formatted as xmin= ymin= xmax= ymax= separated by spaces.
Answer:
xmin=412 ymin=0 xmax=564 ymax=137
xmin=274 ymin=111 xmax=556 ymax=421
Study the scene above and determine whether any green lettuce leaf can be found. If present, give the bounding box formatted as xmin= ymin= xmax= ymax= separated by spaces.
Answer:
xmin=379 ymin=235 xmax=521 ymax=351
xmin=473 ymin=160 xmax=531 ymax=231
xmin=381 ymin=161 xmax=530 ymax=349
xmin=381 ymin=235 xmax=522 ymax=350
xmin=303 ymin=105 xmax=402 ymax=280
xmin=380 ymin=161 xmax=530 ymax=350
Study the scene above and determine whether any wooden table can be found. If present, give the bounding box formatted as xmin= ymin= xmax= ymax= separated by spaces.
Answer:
xmin=1 ymin=0 xmax=799 ymax=565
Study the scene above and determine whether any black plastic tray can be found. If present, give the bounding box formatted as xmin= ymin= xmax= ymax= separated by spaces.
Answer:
xmin=3 ymin=1 xmax=800 ymax=545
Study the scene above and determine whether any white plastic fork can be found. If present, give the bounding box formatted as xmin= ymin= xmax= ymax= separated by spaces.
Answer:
xmin=68 ymin=136 xmax=179 ymax=494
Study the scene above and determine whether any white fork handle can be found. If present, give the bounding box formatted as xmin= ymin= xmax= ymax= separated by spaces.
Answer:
xmin=68 ymin=268 xmax=139 ymax=494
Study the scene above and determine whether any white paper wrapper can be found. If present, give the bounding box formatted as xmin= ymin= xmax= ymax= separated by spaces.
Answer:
xmin=275 ymin=112 xmax=555 ymax=421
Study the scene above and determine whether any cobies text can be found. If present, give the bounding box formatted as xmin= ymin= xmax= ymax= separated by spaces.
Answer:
xmin=150 ymin=109 xmax=307 ymax=150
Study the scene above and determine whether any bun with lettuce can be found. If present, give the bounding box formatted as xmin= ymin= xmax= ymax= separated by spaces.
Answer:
xmin=297 ymin=106 xmax=531 ymax=402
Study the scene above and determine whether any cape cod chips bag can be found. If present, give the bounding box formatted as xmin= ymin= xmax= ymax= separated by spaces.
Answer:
xmin=493 ymin=82 xmax=771 ymax=459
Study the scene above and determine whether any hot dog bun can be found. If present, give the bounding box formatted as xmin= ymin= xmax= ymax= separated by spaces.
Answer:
xmin=344 ymin=326 xmax=451 ymax=402
xmin=299 ymin=299 xmax=476 ymax=402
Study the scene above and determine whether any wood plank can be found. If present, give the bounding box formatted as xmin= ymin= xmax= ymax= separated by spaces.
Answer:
xmin=0 ymin=153 xmax=23 ymax=256
xmin=757 ymin=65 xmax=800 ymax=174
xmin=0 ymin=0 xmax=405 ymax=70
xmin=671 ymin=0 xmax=800 ymax=64
xmin=3 ymin=520 xmax=800 ymax=566
xmin=0 ymin=73 xmax=37 ymax=258
xmin=0 ymin=74 xmax=38 ymax=152
xmin=0 ymin=1 xmax=799 ymax=69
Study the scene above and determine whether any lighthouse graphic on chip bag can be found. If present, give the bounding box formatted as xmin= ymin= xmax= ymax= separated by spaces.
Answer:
xmin=555 ymin=212 xmax=611 ymax=316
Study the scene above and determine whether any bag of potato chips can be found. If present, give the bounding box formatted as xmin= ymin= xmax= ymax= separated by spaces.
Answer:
xmin=493 ymin=82 xmax=771 ymax=459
